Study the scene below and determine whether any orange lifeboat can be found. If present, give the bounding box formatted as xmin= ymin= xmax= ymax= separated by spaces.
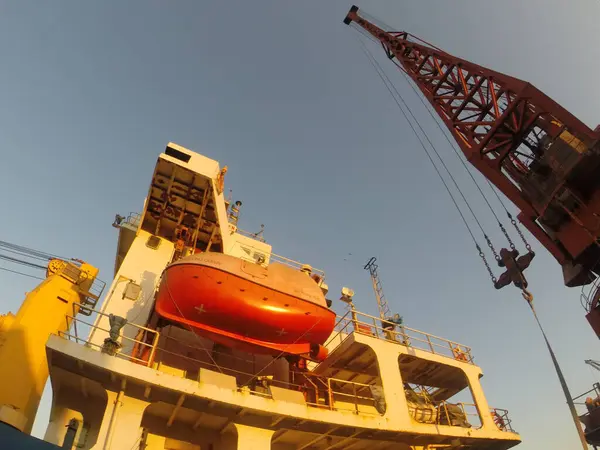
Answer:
xmin=154 ymin=253 xmax=336 ymax=360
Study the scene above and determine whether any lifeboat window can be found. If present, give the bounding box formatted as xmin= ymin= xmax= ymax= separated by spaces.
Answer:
xmin=398 ymin=354 xmax=482 ymax=428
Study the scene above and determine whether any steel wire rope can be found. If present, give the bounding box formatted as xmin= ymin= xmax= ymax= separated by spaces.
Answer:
xmin=0 ymin=253 xmax=48 ymax=270
xmin=526 ymin=298 xmax=588 ymax=450
xmin=387 ymin=65 xmax=535 ymax=254
xmin=391 ymin=64 xmax=521 ymax=247
xmin=0 ymin=246 xmax=52 ymax=262
xmin=0 ymin=239 xmax=68 ymax=261
xmin=0 ymin=265 xmax=45 ymax=280
xmin=482 ymin=179 xmax=533 ymax=251
xmin=354 ymin=35 xmax=497 ymax=280
xmin=357 ymin=37 xmax=490 ymax=238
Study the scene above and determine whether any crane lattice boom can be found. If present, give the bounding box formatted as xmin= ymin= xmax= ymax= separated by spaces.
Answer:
xmin=345 ymin=6 xmax=600 ymax=292
xmin=364 ymin=257 xmax=391 ymax=321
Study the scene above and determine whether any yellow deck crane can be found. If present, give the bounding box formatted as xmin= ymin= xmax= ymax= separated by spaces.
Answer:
xmin=0 ymin=258 xmax=102 ymax=434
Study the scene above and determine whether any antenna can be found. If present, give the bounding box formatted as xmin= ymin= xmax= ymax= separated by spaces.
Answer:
xmin=251 ymin=224 xmax=266 ymax=242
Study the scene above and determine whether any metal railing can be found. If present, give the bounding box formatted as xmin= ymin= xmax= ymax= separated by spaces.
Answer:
xmin=55 ymin=309 xmax=375 ymax=415
xmin=155 ymin=333 xmax=377 ymax=414
xmin=57 ymin=306 xmax=159 ymax=367
xmin=56 ymin=307 xmax=517 ymax=430
xmin=581 ymin=275 xmax=600 ymax=312
xmin=228 ymin=238 xmax=326 ymax=279
xmin=491 ymin=408 xmax=515 ymax=433
xmin=436 ymin=401 xmax=480 ymax=428
xmin=326 ymin=309 xmax=474 ymax=364
xmin=573 ymin=383 xmax=600 ymax=418
xmin=125 ymin=212 xmax=141 ymax=228
xmin=50 ymin=261 xmax=106 ymax=316
xmin=326 ymin=377 xmax=377 ymax=415
xmin=236 ymin=228 xmax=266 ymax=243
xmin=574 ymin=384 xmax=600 ymax=440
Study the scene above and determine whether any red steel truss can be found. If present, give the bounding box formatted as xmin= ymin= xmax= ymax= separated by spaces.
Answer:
xmin=345 ymin=5 xmax=600 ymax=290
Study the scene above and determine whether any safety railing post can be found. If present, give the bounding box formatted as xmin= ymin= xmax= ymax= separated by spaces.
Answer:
xmin=148 ymin=330 xmax=160 ymax=367
xmin=426 ymin=335 xmax=435 ymax=353
xmin=73 ymin=318 xmax=80 ymax=344
xmin=372 ymin=317 xmax=379 ymax=339
xmin=327 ymin=379 xmax=334 ymax=410
xmin=65 ymin=315 xmax=70 ymax=340
xmin=353 ymin=383 xmax=358 ymax=414
xmin=442 ymin=402 xmax=450 ymax=425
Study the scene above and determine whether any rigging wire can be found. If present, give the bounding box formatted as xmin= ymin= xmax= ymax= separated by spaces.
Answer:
xmin=354 ymin=36 xmax=476 ymax=244
xmin=0 ymin=246 xmax=51 ymax=262
xmin=354 ymin=35 xmax=498 ymax=281
xmin=390 ymin=59 xmax=532 ymax=253
xmin=0 ymin=253 xmax=48 ymax=270
xmin=0 ymin=239 xmax=68 ymax=261
xmin=0 ymin=239 xmax=84 ymax=282
xmin=526 ymin=297 xmax=588 ymax=450
xmin=483 ymin=179 xmax=533 ymax=251
xmin=360 ymin=38 xmax=489 ymax=238
xmin=394 ymin=68 xmax=504 ymax=222
xmin=0 ymin=265 xmax=45 ymax=281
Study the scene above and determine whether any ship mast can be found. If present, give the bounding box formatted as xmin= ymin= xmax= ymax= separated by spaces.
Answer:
xmin=364 ymin=257 xmax=391 ymax=321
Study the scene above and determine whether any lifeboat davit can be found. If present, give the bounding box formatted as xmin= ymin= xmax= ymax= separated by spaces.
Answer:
xmin=154 ymin=253 xmax=336 ymax=360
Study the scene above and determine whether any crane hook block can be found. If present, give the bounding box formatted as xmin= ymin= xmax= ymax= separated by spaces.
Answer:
xmin=494 ymin=248 xmax=535 ymax=291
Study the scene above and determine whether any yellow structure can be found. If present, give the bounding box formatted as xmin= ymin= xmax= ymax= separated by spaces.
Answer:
xmin=0 ymin=259 xmax=100 ymax=433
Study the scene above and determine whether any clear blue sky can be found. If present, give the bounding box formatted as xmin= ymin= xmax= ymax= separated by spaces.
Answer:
xmin=1 ymin=1 xmax=599 ymax=448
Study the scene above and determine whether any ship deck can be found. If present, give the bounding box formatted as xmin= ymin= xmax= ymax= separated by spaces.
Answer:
xmin=44 ymin=305 xmax=521 ymax=449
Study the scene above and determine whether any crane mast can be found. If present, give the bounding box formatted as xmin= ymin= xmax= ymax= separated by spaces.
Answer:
xmin=345 ymin=5 xmax=600 ymax=334
xmin=364 ymin=257 xmax=391 ymax=320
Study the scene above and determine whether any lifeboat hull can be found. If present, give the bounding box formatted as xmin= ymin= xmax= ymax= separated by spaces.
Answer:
xmin=154 ymin=253 xmax=336 ymax=360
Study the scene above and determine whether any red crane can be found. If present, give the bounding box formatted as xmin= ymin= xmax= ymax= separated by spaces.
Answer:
xmin=344 ymin=5 xmax=600 ymax=336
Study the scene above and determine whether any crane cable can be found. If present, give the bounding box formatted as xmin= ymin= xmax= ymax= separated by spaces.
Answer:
xmin=0 ymin=239 xmax=82 ymax=280
xmin=523 ymin=292 xmax=588 ymax=450
xmin=392 ymin=66 xmax=528 ymax=255
xmin=356 ymin=27 xmax=584 ymax=448
xmin=354 ymin=35 xmax=498 ymax=283
xmin=484 ymin=180 xmax=533 ymax=252
xmin=387 ymin=54 xmax=534 ymax=254
xmin=0 ymin=253 xmax=47 ymax=270
xmin=0 ymin=239 xmax=70 ymax=261
xmin=0 ymin=265 xmax=45 ymax=281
